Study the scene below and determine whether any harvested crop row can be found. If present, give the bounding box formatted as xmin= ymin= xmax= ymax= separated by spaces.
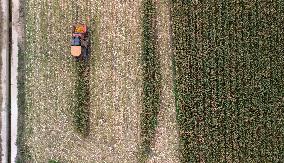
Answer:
xmin=88 ymin=0 xmax=143 ymax=162
xmin=19 ymin=0 xmax=80 ymax=162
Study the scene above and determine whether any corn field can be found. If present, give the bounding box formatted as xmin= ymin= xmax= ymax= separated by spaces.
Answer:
xmin=18 ymin=0 xmax=284 ymax=162
xmin=172 ymin=0 xmax=284 ymax=162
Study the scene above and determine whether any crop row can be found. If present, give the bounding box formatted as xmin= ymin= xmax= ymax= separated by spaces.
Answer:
xmin=73 ymin=61 xmax=90 ymax=136
xmin=171 ymin=0 xmax=284 ymax=162
xmin=139 ymin=0 xmax=161 ymax=161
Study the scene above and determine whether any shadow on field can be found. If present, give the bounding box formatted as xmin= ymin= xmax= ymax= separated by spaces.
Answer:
xmin=74 ymin=60 xmax=90 ymax=137
xmin=139 ymin=0 xmax=162 ymax=162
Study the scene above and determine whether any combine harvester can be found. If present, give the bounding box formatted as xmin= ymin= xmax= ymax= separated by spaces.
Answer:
xmin=71 ymin=24 xmax=89 ymax=61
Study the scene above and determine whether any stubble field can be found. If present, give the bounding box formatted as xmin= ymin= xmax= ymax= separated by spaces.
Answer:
xmin=18 ymin=0 xmax=178 ymax=162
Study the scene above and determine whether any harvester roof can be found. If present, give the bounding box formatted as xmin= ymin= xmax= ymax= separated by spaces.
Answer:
xmin=71 ymin=46 xmax=81 ymax=57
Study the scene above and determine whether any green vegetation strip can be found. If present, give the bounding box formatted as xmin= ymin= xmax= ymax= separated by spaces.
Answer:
xmin=17 ymin=0 xmax=34 ymax=161
xmin=74 ymin=61 xmax=90 ymax=136
xmin=171 ymin=0 xmax=284 ymax=162
xmin=139 ymin=0 xmax=161 ymax=161
xmin=171 ymin=1 xmax=192 ymax=162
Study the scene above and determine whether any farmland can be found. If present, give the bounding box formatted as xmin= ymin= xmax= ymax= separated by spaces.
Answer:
xmin=18 ymin=0 xmax=178 ymax=162
xmin=19 ymin=0 xmax=144 ymax=162
xmin=171 ymin=0 xmax=284 ymax=162
xmin=18 ymin=0 xmax=284 ymax=163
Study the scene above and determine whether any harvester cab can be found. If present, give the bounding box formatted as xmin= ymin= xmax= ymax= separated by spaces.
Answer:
xmin=71 ymin=24 xmax=89 ymax=61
